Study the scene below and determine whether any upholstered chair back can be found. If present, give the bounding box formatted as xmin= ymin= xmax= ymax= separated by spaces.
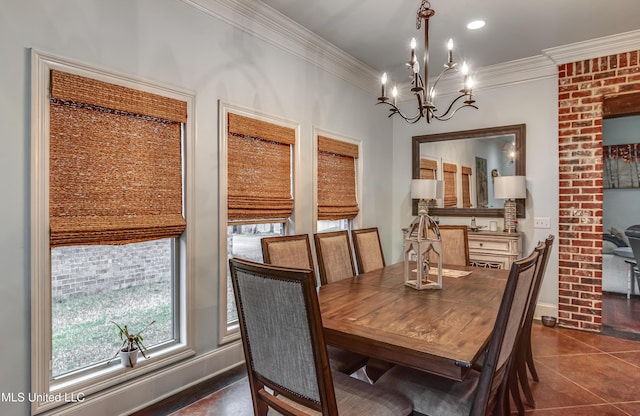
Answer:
xmin=351 ymin=227 xmax=385 ymax=274
xmin=229 ymin=258 xmax=336 ymax=413
xmin=314 ymin=231 xmax=356 ymax=285
xmin=261 ymin=234 xmax=315 ymax=275
xmin=428 ymin=225 xmax=470 ymax=266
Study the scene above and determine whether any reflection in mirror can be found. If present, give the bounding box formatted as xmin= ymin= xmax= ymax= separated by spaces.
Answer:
xmin=412 ymin=124 xmax=526 ymax=217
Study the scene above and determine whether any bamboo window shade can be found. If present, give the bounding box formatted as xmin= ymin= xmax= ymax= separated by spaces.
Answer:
xmin=48 ymin=70 xmax=187 ymax=247
xmin=317 ymin=136 xmax=359 ymax=220
xmin=443 ymin=162 xmax=458 ymax=208
xmin=419 ymin=158 xmax=437 ymax=180
xmin=462 ymin=166 xmax=472 ymax=208
xmin=227 ymin=113 xmax=296 ymax=221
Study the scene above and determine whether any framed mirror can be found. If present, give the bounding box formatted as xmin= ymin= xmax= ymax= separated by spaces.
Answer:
xmin=412 ymin=124 xmax=526 ymax=217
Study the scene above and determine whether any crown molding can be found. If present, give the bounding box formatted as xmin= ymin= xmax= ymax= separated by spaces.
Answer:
xmin=182 ymin=0 xmax=640 ymax=97
xmin=542 ymin=29 xmax=640 ymax=66
xmin=181 ymin=0 xmax=380 ymax=93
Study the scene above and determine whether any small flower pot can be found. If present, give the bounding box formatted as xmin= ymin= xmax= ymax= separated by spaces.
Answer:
xmin=120 ymin=349 xmax=139 ymax=367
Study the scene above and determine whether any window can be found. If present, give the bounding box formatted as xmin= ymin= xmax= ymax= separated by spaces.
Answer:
xmin=219 ymin=104 xmax=298 ymax=342
xmin=443 ymin=162 xmax=458 ymax=208
xmin=316 ymin=134 xmax=360 ymax=231
xmin=462 ymin=166 xmax=473 ymax=208
xmin=419 ymin=158 xmax=438 ymax=180
xmin=31 ymin=51 xmax=195 ymax=414
xmin=317 ymin=219 xmax=351 ymax=233
xmin=51 ymin=239 xmax=176 ymax=377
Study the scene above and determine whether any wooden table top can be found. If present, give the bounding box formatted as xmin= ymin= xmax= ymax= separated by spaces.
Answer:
xmin=318 ymin=261 xmax=508 ymax=381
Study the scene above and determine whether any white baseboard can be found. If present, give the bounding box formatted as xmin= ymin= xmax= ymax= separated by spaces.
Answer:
xmin=534 ymin=302 xmax=558 ymax=320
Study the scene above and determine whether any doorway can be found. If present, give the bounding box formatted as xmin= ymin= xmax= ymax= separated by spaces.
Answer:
xmin=601 ymin=114 xmax=640 ymax=340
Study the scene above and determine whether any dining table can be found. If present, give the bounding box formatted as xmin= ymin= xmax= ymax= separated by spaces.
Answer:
xmin=318 ymin=261 xmax=509 ymax=381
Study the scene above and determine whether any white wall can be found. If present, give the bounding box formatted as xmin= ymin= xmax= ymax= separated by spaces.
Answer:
xmin=391 ymin=77 xmax=560 ymax=317
xmin=0 ymin=0 xmax=393 ymax=414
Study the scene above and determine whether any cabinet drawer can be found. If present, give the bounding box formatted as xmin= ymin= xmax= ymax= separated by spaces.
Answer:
xmin=469 ymin=239 xmax=511 ymax=253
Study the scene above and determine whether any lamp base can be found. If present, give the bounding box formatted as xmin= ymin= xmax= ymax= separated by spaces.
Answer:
xmin=503 ymin=199 xmax=517 ymax=233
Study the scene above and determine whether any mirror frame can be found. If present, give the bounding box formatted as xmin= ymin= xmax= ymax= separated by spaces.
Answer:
xmin=412 ymin=123 xmax=526 ymax=218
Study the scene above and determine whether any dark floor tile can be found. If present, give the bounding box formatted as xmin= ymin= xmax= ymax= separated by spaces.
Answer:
xmin=561 ymin=329 xmax=640 ymax=353
xmin=612 ymin=401 xmax=640 ymax=415
xmin=536 ymin=353 xmax=640 ymax=403
xmin=603 ymin=292 xmax=640 ymax=333
xmin=170 ymin=379 xmax=252 ymax=416
xmin=520 ymin=404 xmax=630 ymax=415
xmin=608 ymin=350 xmax=640 ymax=368
xmin=531 ymin=325 xmax=601 ymax=357
xmin=524 ymin=359 xmax=606 ymax=409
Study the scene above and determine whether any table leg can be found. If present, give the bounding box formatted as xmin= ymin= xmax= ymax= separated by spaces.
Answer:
xmin=627 ymin=262 xmax=632 ymax=300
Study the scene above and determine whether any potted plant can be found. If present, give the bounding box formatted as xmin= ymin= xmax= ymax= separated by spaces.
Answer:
xmin=111 ymin=320 xmax=155 ymax=368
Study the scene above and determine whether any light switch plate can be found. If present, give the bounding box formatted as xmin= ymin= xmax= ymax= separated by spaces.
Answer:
xmin=534 ymin=217 xmax=550 ymax=229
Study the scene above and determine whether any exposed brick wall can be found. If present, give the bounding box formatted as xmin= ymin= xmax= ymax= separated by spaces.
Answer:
xmin=557 ymin=50 xmax=640 ymax=331
xmin=51 ymin=239 xmax=171 ymax=301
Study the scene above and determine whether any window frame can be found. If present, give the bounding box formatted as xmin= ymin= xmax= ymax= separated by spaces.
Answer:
xmin=30 ymin=49 xmax=196 ymax=415
xmin=218 ymin=101 xmax=300 ymax=344
xmin=312 ymin=127 xmax=363 ymax=233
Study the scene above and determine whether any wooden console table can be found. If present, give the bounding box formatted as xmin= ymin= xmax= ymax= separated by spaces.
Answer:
xmin=467 ymin=230 xmax=522 ymax=269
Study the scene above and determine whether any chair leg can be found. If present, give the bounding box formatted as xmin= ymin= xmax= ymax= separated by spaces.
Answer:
xmin=525 ymin=338 xmax=540 ymax=382
xmin=509 ymin=363 xmax=525 ymax=415
xmin=517 ymin=349 xmax=536 ymax=408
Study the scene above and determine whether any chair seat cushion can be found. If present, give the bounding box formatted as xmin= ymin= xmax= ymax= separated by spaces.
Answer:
xmin=327 ymin=345 xmax=368 ymax=374
xmin=375 ymin=365 xmax=479 ymax=416
xmin=270 ymin=370 xmax=412 ymax=416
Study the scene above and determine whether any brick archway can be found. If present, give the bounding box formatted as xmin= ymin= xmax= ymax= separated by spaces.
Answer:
xmin=557 ymin=51 xmax=640 ymax=331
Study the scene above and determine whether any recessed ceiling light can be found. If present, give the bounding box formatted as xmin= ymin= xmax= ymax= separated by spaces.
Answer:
xmin=467 ymin=20 xmax=486 ymax=30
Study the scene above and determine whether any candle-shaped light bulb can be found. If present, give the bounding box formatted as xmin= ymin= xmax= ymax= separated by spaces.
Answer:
xmin=447 ymin=38 xmax=453 ymax=64
xmin=392 ymin=85 xmax=398 ymax=106
xmin=410 ymin=37 xmax=417 ymax=65
xmin=461 ymin=61 xmax=469 ymax=75
xmin=381 ymin=72 xmax=387 ymax=97
xmin=466 ymin=76 xmax=474 ymax=91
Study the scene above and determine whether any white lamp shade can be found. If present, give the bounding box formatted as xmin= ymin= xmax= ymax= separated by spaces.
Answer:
xmin=493 ymin=175 xmax=526 ymax=199
xmin=411 ymin=179 xmax=438 ymax=199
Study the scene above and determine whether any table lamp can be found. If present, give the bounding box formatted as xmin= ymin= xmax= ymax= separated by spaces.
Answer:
xmin=411 ymin=179 xmax=438 ymax=215
xmin=493 ymin=175 xmax=526 ymax=233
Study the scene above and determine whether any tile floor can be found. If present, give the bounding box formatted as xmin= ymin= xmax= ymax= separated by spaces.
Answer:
xmin=169 ymin=323 xmax=640 ymax=415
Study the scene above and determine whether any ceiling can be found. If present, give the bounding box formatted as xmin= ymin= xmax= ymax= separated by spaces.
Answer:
xmin=260 ymin=0 xmax=640 ymax=84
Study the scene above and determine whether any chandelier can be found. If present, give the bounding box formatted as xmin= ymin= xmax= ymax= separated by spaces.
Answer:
xmin=376 ymin=0 xmax=478 ymax=123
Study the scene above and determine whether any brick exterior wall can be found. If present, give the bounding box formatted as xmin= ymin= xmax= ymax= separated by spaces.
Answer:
xmin=557 ymin=50 xmax=640 ymax=331
xmin=51 ymin=239 xmax=172 ymax=302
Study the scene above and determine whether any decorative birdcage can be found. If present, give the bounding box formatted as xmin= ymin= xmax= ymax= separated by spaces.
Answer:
xmin=403 ymin=212 xmax=442 ymax=290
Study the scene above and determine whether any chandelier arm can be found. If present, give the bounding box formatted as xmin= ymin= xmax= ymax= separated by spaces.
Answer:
xmin=376 ymin=101 xmax=424 ymax=124
xmin=431 ymin=101 xmax=479 ymax=121
xmin=428 ymin=65 xmax=457 ymax=100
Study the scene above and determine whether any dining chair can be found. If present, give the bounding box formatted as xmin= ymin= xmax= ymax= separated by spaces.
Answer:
xmin=375 ymin=247 xmax=540 ymax=416
xmin=429 ymin=225 xmax=470 ymax=266
xmin=314 ymin=230 xmax=356 ymax=285
xmin=513 ymin=235 xmax=554 ymax=409
xmin=261 ymin=234 xmax=315 ymax=276
xmin=263 ymin=233 xmax=366 ymax=375
xmin=229 ymin=258 xmax=413 ymax=416
xmin=351 ymin=227 xmax=386 ymax=274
